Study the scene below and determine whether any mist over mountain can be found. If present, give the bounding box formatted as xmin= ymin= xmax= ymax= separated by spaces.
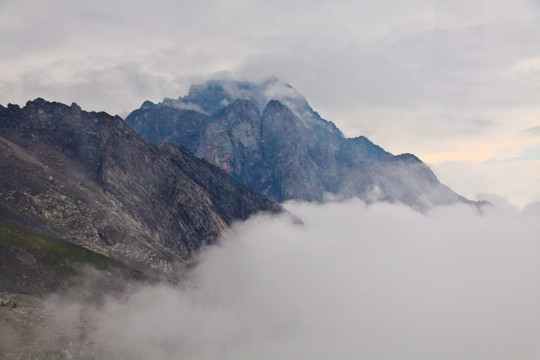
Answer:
xmin=127 ymin=78 xmax=474 ymax=208
xmin=18 ymin=199 xmax=540 ymax=359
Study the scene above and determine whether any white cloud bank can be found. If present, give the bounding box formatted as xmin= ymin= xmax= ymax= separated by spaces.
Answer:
xmin=47 ymin=199 xmax=540 ymax=359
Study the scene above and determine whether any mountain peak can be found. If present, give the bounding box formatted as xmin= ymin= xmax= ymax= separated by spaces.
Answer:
xmin=126 ymin=78 xmax=480 ymax=208
xmin=164 ymin=78 xmax=294 ymax=110
xmin=155 ymin=77 xmax=343 ymax=138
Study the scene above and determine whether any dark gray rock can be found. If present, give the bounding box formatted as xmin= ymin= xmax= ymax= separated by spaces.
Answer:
xmin=0 ymin=99 xmax=281 ymax=275
xmin=0 ymin=299 xmax=17 ymax=308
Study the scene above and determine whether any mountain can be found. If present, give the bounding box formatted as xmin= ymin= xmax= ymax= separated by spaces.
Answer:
xmin=127 ymin=78 xmax=473 ymax=208
xmin=0 ymin=99 xmax=281 ymax=276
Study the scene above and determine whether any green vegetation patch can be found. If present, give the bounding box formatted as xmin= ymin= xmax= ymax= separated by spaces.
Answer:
xmin=0 ymin=223 xmax=148 ymax=295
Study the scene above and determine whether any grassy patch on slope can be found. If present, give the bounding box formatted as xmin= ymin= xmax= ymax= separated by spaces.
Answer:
xmin=0 ymin=223 xmax=149 ymax=296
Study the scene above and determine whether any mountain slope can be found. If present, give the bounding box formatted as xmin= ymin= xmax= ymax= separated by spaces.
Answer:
xmin=0 ymin=222 xmax=148 ymax=296
xmin=0 ymin=99 xmax=281 ymax=275
xmin=127 ymin=78 xmax=472 ymax=208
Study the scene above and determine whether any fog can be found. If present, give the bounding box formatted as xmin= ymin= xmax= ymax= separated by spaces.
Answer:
xmin=48 ymin=199 xmax=540 ymax=359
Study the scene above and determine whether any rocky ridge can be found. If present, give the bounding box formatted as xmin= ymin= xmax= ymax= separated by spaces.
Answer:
xmin=0 ymin=98 xmax=281 ymax=276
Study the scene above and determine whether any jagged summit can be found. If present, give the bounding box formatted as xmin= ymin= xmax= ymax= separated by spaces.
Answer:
xmin=127 ymin=78 xmax=476 ymax=208
xmin=157 ymin=77 xmax=342 ymax=136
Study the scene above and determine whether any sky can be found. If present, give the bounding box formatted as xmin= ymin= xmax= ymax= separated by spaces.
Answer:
xmin=1 ymin=0 xmax=539 ymax=207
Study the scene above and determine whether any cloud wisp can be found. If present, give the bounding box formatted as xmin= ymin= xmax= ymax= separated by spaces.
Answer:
xmin=43 ymin=199 xmax=540 ymax=359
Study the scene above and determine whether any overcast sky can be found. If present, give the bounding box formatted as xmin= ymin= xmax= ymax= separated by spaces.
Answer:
xmin=1 ymin=0 xmax=539 ymax=206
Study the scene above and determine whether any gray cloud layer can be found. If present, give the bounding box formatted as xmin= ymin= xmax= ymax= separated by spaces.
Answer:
xmin=45 ymin=200 xmax=540 ymax=359
xmin=1 ymin=1 xmax=538 ymax=116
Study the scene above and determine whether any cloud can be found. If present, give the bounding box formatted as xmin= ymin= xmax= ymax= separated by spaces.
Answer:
xmin=39 ymin=199 xmax=540 ymax=359
xmin=486 ymin=143 xmax=540 ymax=163
xmin=521 ymin=125 xmax=540 ymax=136
xmin=0 ymin=62 xmax=191 ymax=117
xmin=2 ymin=0 xmax=538 ymax=116
xmin=431 ymin=160 xmax=540 ymax=208
xmin=458 ymin=117 xmax=497 ymax=135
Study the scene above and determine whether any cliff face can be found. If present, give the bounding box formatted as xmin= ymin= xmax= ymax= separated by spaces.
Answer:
xmin=0 ymin=99 xmax=281 ymax=275
xmin=127 ymin=78 xmax=472 ymax=208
